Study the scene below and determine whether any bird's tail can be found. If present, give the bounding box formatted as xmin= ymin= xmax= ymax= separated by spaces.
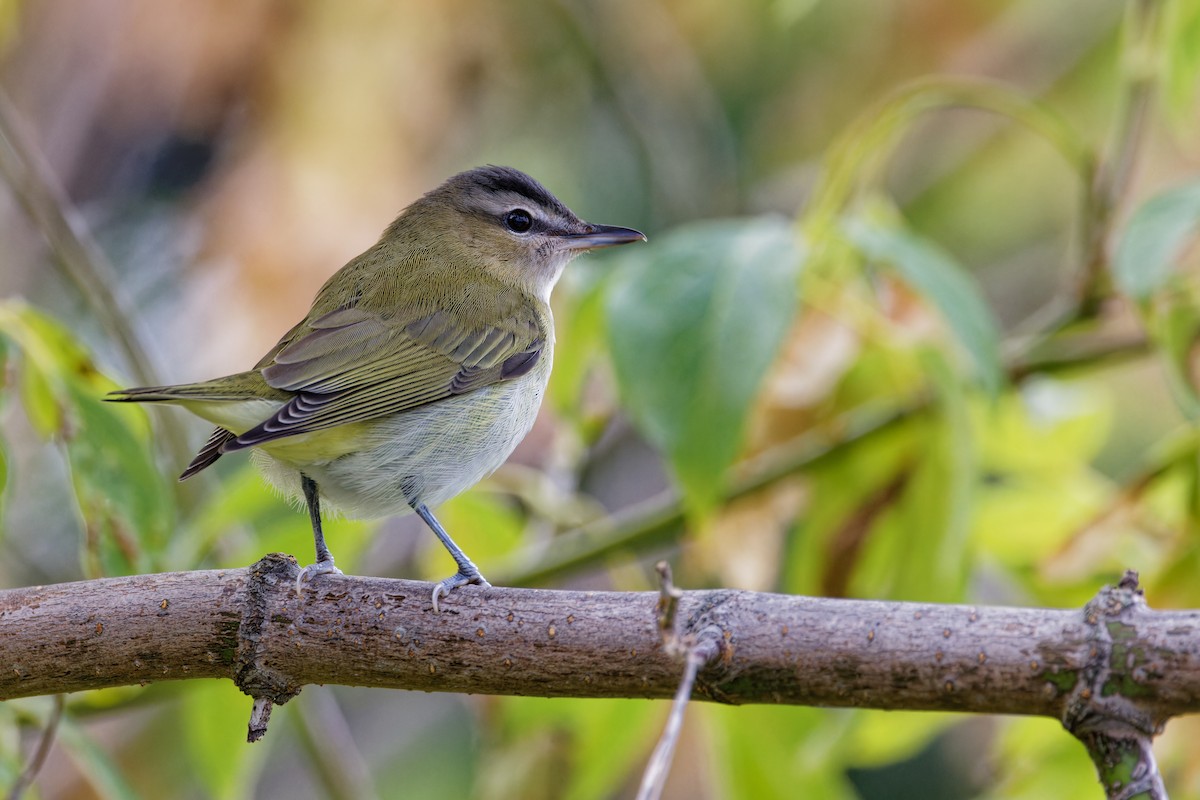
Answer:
xmin=105 ymin=372 xmax=269 ymax=404
xmin=106 ymin=385 xmax=201 ymax=403
xmin=105 ymin=373 xmax=278 ymax=481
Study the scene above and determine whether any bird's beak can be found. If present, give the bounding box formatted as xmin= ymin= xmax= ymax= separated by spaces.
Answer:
xmin=560 ymin=223 xmax=647 ymax=251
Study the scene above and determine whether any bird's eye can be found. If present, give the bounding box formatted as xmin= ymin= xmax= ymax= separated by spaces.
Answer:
xmin=504 ymin=209 xmax=533 ymax=233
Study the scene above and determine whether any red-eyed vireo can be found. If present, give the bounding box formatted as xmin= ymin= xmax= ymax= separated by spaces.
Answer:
xmin=108 ymin=166 xmax=645 ymax=610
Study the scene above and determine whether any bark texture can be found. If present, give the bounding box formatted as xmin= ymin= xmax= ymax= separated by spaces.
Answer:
xmin=1 ymin=556 xmax=1196 ymax=724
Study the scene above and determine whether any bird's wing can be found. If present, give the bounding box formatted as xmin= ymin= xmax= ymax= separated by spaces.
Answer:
xmin=223 ymin=304 xmax=544 ymax=451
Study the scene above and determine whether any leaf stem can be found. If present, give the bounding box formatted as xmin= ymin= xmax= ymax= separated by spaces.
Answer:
xmin=6 ymin=695 xmax=64 ymax=800
xmin=803 ymin=76 xmax=1091 ymax=241
xmin=1079 ymin=0 xmax=1166 ymax=312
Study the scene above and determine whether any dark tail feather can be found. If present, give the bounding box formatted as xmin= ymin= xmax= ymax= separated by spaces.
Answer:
xmin=107 ymin=379 xmax=262 ymax=403
xmin=106 ymin=386 xmax=183 ymax=402
xmin=180 ymin=427 xmax=237 ymax=480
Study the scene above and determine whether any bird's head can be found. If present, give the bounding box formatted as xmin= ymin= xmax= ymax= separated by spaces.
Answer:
xmin=393 ymin=165 xmax=645 ymax=301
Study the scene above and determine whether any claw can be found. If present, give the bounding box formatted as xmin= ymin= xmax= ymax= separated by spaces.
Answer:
xmin=295 ymin=557 xmax=343 ymax=596
xmin=411 ymin=502 xmax=491 ymax=612
xmin=430 ymin=569 xmax=491 ymax=613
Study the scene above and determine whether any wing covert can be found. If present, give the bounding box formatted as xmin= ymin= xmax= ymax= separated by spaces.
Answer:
xmin=223 ymin=304 xmax=543 ymax=452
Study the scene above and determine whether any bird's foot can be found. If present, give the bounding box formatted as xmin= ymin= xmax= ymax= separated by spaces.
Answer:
xmin=295 ymin=557 xmax=343 ymax=596
xmin=431 ymin=567 xmax=491 ymax=613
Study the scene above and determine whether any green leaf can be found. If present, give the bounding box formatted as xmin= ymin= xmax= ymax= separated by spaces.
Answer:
xmin=16 ymin=345 xmax=63 ymax=437
xmin=1114 ymin=181 xmax=1200 ymax=301
xmin=847 ymin=711 xmax=958 ymax=766
xmin=0 ymin=301 xmax=173 ymax=574
xmin=1149 ymin=296 xmax=1200 ymax=420
xmin=845 ymin=218 xmax=1004 ymax=395
xmin=893 ymin=349 xmax=975 ymax=601
xmin=702 ymin=705 xmax=859 ymax=799
xmin=62 ymin=381 xmax=175 ymax=574
xmin=1164 ymin=0 xmax=1200 ymax=138
xmin=837 ymin=350 xmax=975 ymax=603
xmin=183 ymin=680 xmax=268 ymax=799
xmin=549 ymin=263 xmax=616 ymax=422
xmin=605 ymin=217 xmax=805 ymax=514
xmin=784 ymin=410 xmax=918 ymax=596
xmin=986 ymin=717 xmax=1102 ymax=800
xmin=973 ymin=379 xmax=1112 ymax=565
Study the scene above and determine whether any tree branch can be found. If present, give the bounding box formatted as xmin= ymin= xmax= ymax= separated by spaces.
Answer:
xmin=1 ymin=554 xmax=1196 ymax=786
xmin=1067 ymin=572 xmax=1173 ymax=799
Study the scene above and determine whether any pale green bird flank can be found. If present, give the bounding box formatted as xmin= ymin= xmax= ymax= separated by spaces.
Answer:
xmin=108 ymin=165 xmax=645 ymax=609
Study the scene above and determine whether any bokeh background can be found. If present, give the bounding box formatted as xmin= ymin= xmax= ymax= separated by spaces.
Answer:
xmin=2 ymin=0 xmax=1200 ymax=798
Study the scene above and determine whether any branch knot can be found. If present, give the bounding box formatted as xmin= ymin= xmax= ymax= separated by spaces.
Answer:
xmin=1065 ymin=570 xmax=1168 ymax=799
xmin=236 ymin=553 xmax=304 ymax=742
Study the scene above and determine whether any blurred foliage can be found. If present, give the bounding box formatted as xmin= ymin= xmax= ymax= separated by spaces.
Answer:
xmin=2 ymin=0 xmax=1200 ymax=798
xmin=0 ymin=302 xmax=173 ymax=578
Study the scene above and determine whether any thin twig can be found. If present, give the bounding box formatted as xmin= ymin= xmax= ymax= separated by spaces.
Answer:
xmin=6 ymin=694 xmax=65 ymax=800
xmin=247 ymin=698 xmax=273 ymax=744
xmin=637 ymin=563 xmax=722 ymax=800
xmin=655 ymin=561 xmax=683 ymax=642
xmin=635 ymin=648 xmax=714 ymax=800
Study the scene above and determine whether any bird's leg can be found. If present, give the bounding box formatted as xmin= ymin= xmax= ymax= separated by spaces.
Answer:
xmin=296 ymin=473 xmax=343 ymax=594
xmin=412 ymin=502 xmax=490 ymax=612
xmin=303 ymin=474 xmax=335 ymax=564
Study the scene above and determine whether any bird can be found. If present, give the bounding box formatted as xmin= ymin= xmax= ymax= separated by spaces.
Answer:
xmin=107 ymin=165 xmax=645 ymax=610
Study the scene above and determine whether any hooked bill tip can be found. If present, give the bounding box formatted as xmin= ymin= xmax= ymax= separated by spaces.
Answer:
xmin=561 ymin=224 xmax=646 ymax=251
